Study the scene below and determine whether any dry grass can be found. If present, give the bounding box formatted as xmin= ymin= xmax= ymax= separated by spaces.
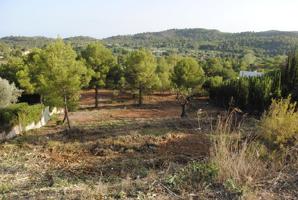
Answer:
xmin=210 ymin=109 xmax=267 ymax=197
xmin=211 ymin=132 xmax=265 ymax=187
xmin=2 ymin=90 xmax=297 ymax=199
xmin=0 ymin=90 xmax=215 ymax=199
xmin=210 ymin=107 xmax=298 ymax=199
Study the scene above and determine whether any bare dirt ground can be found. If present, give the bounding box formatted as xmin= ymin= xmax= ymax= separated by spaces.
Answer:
xmin=0 ymin=90 xmax=226 ymax=199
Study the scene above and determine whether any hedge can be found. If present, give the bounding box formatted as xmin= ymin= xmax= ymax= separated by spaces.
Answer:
xmin=209 ymin=71 xmax=281 ymax=113
xmin=282 ymin=50 xmax=298 ymax=101
xmin=0 ymin=103 xmax=43 ymax=131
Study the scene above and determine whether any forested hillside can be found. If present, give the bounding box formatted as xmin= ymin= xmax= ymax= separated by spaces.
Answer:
xmin=0 ymin=36 xmax=54 ymax=49
xmin=2 ymin=29 xmax=298 ymax=57
xmin=0 ymin=36 xmax=97 ymax=49
xmin=1 ymin=28 xmax=296 ymax=73
xmin=105 ymin=29 xmax=298 ymax=56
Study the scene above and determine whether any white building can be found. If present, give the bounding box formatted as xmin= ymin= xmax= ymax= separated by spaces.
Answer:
xmin=239 ymin=71 xmax=264 ymax=78
xmin=22 ymin=50 xmax=31 ymax=56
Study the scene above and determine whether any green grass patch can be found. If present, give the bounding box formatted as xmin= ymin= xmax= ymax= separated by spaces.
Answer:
xmin=140 ymin=127 xmax=171 ymax=136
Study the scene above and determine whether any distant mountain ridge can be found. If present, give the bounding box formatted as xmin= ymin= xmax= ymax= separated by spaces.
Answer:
xmin=104 ymin=29 xmax=298 ymax=56
xmin=1 ymin=28 xmax=298 ymax=55
xmin=104 ymin=29 xmax=298 ymax=42
xmin=0 ymin=36 xmax=97 ymax=49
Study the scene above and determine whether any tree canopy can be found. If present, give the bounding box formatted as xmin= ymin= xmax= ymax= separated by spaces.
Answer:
xmin=171 ymin=57 xmax=205 ymax=117
xmin=37 ymin=39 xmax=90 ymax=128
xmin=82 ymin=42 xmax=116 ymax=107
xmin=172 ymin=57 xmax=204 ymax=90
xmin=125 ymin=48 xmax=158 ymax=105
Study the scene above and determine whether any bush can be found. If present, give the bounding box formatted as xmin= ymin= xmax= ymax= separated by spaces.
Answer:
xmin=165 ymin=161 xmax=218 ymax=193
xmin=259 ymin=96 xmax=298 ymax=149
xmin=0 ymin=77 xmax=22 ymax=108
xmin=0 ymin=103 xmax=43 ymax=131
xmin=204 ymin=76 xmax=223 ymax=90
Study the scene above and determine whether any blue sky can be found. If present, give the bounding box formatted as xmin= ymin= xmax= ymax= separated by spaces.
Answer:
xmin=0 ymin=0 xmax=297 ymax=38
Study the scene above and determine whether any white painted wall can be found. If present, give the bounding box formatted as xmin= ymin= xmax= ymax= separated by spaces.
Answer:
xmin=0 ymin=106 xmax=63 ymax=141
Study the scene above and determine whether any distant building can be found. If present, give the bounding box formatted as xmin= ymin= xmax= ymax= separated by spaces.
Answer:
xmin=152 ymin=49 xmax=167 ymax=56
xmin=22 ymin=50 xmax=31 ymax=56
xmin=239 ymin=71 xmax=263 ymax=78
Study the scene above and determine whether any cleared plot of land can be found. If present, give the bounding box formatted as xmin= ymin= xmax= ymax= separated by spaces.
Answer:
xmin=0 ymin=90 xmax=227 ymax=199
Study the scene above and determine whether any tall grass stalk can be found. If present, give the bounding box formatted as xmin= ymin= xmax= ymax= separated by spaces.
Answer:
xmin=210 ymin=109 xmax=265 ymax=189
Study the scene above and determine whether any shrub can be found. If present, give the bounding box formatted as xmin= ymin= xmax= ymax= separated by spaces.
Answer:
xmin=0 ymin=183 xmax=13 ymax=194
xmin=0 ymin=103 xmax=43 ymax=131
xmin=165 ymin=161 xmax=218 ymax=192
xmin=204 ymin=76 xmax=223 ymax=90
xmin=259 ymin=96 xmax=298 ymax=149
xmin=0 ymin=77 xmax=22 ymax=108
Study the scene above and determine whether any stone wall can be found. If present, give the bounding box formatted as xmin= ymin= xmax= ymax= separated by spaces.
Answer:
xmin=0 ymin=107 xmax=63 ymax=141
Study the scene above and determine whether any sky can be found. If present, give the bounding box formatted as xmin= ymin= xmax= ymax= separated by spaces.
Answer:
xmin=0 ymin=0 xmax=297 ymax=38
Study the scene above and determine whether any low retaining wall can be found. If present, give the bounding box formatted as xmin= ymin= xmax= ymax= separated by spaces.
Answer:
xmin=0 ymin=107 xmax=63 ymax=141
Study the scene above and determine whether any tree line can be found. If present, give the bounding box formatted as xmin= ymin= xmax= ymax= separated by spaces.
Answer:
xmin=0 ymin=40 xmax=206 ymax=127
xmin=1 ymin=38 xmax=297 ymax=128
xmin=209 ymin=50 xmax=298 ymax=112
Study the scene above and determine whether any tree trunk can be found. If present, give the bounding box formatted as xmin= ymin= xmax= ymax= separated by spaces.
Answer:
xmin=40 ymin=95 xmax=43 ymax=104
xmin=138 ymin=86 xmax=143 ymax=106
xmin=64 ymin=95 xmax=71 ymax=129
xmin=62 ymin=113 xmax=66 ymax=124
xmin=181 ymin=103 xmax=188 ymax=118
xmin=95 ymin=85 xmax=99 ymax=108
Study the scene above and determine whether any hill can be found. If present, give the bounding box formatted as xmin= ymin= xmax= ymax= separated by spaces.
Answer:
xmin=0 ymin=36 xmax=54 ymax=49
xmin=104 ymin=28 xmax=298 ymax=56
xmin=0 ymin=36 xmax=97 ymax=49
xmin=1 ymin=28 xmax=298 ymax=56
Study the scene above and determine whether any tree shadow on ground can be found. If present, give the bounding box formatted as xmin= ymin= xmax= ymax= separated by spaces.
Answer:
xmin=79 ymin=100 xmax=179 ymax=111
xmin=9 ymin=117 xmax=207 ymax=145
